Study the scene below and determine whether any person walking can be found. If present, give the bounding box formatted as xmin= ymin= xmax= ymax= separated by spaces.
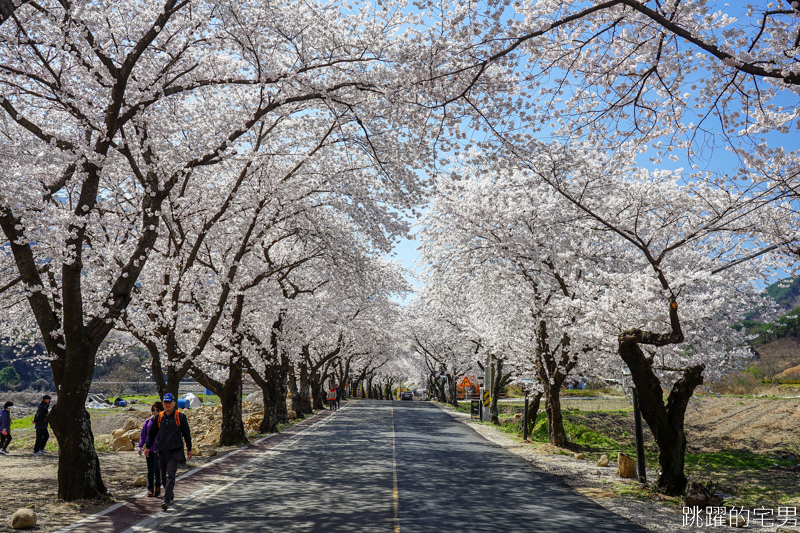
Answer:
xmin=139 ymin=401 xmax=164 ymax=498
xmin=0 ymin=401 xmax=13 ymax=454
xmin=32 ymin=394 xmax=51 ymax=455
xmin=327 ymin=387 xmax=337 ymax=411
xmin=335 ymin=385 xmax=342 ymax=410
xmin=144 ymin=393 xmax=192 ymax=510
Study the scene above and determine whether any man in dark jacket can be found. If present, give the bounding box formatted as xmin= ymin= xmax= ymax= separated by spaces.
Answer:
xmin=144 ymin=393 xmax=192 ymax=510
xmin=32 ymin=394 xmax=51 ymax=455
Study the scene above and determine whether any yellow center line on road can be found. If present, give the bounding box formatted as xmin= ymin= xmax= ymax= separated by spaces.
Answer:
xmin=391 ymin=403 xmax=400 ymax=533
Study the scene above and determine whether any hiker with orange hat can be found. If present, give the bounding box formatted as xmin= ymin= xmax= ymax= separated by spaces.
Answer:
xmin=144 ymin=393 xmax=192 ymax=510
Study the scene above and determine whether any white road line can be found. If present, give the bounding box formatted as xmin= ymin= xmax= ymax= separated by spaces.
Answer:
xmin=391 ymin=402 xmax=400 ymax=533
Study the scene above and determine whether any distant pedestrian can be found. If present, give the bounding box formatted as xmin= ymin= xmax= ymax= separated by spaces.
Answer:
xmin=139 ymin=401 xmax=164 ymax=498
xmin=0 ymin=401 xmax=13 ymax=454
xmin=327 ymin=387 xmax=337 ymax=411
xmin=32 ymin=394 xmax=51 ymax=455
xmin=335 ymin=385 xmax=342 ymax=410
xmin=144 ymin=393 xmax=192 ymax=510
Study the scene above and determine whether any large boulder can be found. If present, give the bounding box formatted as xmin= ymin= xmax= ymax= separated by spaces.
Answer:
xmin=730 ymin=514 xmax=748 ymax=528
xmin=10 ymin=508 xmax=36 ymax=529
xmin=122 ymin=417 xmax=140 ymax=431
xmin=123 ymin=429 xmax=140 ymax=442
xmin=111 ymin=428 xmax=125 ymax=439
xmin=245 ymin=415 xmax=263 ymax=426
xmin=111 ymin=435 xmax=134 ymax=451
xmin=684 ymin=481 xmax=724 ymax=508
xmin=616 ymin=453 xmax=637 ymax=479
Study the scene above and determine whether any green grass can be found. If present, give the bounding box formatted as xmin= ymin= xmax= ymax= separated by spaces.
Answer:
xmin=9 ymin=414 xmax=35 ymax=430
xmin=684 ymin=450 xmax=799 ymax=508
xmin=561 ymin=389 xmax=602 ymax=397
xmin=686 ymin=450 xmax=793 ymax=472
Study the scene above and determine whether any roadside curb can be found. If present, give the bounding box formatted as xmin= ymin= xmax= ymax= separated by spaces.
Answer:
xmin=52 ymin=407 xmax=339 ymax=533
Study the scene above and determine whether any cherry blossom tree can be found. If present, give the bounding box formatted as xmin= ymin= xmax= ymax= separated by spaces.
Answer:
xmin=0 ymin=0 xmax=435 ymax=499
xmin=423 ymin=141 xmax=791 ymax=494
xmin=0 ymin=0 xmax=29 ymax=26
xmin=0 ymin=0 xmax=274 ymax=499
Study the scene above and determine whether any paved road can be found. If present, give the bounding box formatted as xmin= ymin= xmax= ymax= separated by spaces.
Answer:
xmin=136 ymin=401 xmax=650 ymax=532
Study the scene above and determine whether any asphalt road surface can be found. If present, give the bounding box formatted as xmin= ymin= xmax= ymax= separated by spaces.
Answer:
xmin=137 ymin=401 xmax=650 ymax=532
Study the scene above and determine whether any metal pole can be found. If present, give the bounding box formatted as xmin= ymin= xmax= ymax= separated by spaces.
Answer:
xmin=523 ymin=391 xmax=530 ymax=441
xmin=631 ymin=387 xmax=647 ymax=484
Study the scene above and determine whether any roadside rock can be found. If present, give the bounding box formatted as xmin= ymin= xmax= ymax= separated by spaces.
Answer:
xmin=684 ymin=482 xmax=723 ymax=508
xmin=122 ymin=418 xmax=140 ymax=431
xmin=10 ymin=508 xmax=36 ymax=529
xmin=287 ymin=410 xmax=297 ymax=420
xmin=111 ymin=428 xmax=125 ymax=439
xmin=575 ymin=453 xmax=585 ymax=460
xmin=596 ymin=454 xmax=609 ymax=467
xmin=111 ymin=435 xmax=134 ymax=451
xmin=133 ymin=476 xmax=147 ymax=487
xmin=616 ymin=453 xmax=637 ymax=478
xmin=730 ymin=514 xmax=748 ymax=528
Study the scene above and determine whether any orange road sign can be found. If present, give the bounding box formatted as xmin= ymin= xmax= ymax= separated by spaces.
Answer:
xmin=459 ymin=377 xmax=472 ymax=388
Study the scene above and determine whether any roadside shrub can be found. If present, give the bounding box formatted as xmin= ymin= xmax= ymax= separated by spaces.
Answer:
xmin=0 ymin=390 xmax=52 ymax=407
xmin=30 ymin=379 xmax=49 ymax=391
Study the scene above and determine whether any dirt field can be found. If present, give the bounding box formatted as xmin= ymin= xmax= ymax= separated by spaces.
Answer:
xmin=0 ymin=403 xmax=259 ymax=531
xmin=493 ymin=393 xmax=800 ymax=511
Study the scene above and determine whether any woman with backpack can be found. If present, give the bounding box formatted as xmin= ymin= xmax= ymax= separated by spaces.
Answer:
xmin=139 ymin=401 xmax=164 ymax=497
xmin=0 ymin=401 xmax=13 ymax=454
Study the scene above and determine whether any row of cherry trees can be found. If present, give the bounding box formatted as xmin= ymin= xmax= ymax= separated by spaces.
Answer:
xmin=408 ymin=0 xmax=799 ymax=497
xmin=0 ymin=0 xmax=434 ymax=500
xmin=2 ymin=0 xmax=798 ymax=500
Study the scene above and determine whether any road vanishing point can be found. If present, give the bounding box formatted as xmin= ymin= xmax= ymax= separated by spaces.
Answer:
xmin=78 ymin=401 xmax=652 ymax=533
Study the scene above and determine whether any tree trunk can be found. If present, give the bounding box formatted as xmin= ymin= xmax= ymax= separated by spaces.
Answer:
xmin=534 ymin=321 xmax=575 ymax=447
xmin=619 ymin=334 xmax=703 ymax=495
xmin=298 ymin=362 xmax=312 ymax=415
xmin=288 ymin=368 xmax=304 ymax=419
xmin=191 ymin=359 xmax=247 ymax=446
xmin=249 ymin=358 xmax=288 ymax=435
xmin=525 ymin=391 xmax=543 ymax=438
xmin=49 ymin=368 xmax=107 ymax=499
xmin=137 ymin=334 xmax=194 ymax=400
xmin=311 ymin=369 xmax=325 ymax=411
xmin=217 ymin=377 xmax=246 ymax=446
xmin=489 ymin=359 xmax=505 ymax=425
xmin=545 ymin=384 xmax=568 ymax=446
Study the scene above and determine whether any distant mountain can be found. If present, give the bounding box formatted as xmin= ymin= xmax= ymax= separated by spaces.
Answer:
xmin=764 ymin=276 xmax=800 ymax=312
xmin=739 ymin=277 xmax=800 ymax=347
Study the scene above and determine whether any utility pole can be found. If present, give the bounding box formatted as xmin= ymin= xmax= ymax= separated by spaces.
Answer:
xmin=622 ymin=364 xmax=647 ymax=484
